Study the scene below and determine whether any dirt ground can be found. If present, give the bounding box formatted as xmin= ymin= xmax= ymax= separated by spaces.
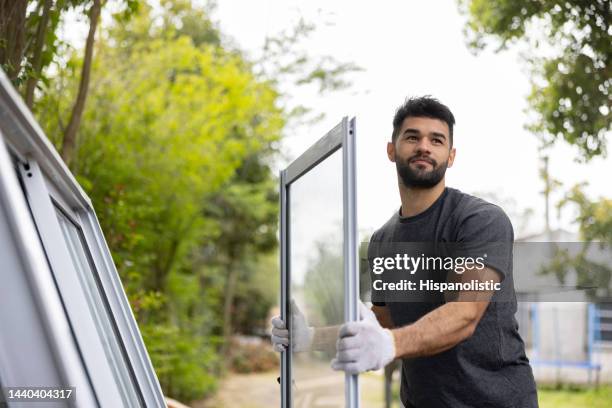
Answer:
xmin=191 ymin=368 xmax=612 ymax=407
xmin=192 ymin=365 xmax=400 ymax=408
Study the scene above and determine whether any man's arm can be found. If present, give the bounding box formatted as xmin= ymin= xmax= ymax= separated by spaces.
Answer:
xmin=272 ymin=308 xmax=389 ymax=354
xmin=314 ymin=303 xmax=395 ymax=349
xmin=391 ymin=266 xmax=500 ymax=359
xmin=311 ymin=303 xmax=395 ymax=350
xmin=391 ymin=301 xmax=487 ymax=358
xmin=372 ymin=305 xmax=395 ymax=329
xmin=311 ymin=326 xmax=340 ymax=352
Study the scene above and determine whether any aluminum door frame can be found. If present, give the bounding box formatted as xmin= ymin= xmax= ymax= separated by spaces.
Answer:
xmin=279 ymin=117 xmax=359 ymax=408
xmin=0 ymin=133 xmax=99 ymax=408
xmin=0 ymin=69 xmax=166 ymax=407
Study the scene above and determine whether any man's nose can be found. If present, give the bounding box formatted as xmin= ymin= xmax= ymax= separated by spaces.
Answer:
xmin=415 ymin=138 xmax=432 ymax=154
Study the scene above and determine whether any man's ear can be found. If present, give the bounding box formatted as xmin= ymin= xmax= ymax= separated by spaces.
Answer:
xmin=387 ymin=142 xmax=396 ymax=162
xmin=447 ymin=147 xmax=456 ymax=168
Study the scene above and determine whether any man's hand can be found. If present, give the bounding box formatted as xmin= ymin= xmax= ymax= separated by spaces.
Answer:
xmin=331 ymin=303 xmax=396 ymax=374
xmin=270 ymin=300 xmax=314 ymax=353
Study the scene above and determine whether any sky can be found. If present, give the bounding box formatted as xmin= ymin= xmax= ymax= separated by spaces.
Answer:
xmin=212 ymin=0 xmax=611 ymax=239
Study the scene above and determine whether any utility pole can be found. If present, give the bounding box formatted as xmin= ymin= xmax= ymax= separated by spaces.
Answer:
xmin=542 ymin=155 xmax=551 ymax=233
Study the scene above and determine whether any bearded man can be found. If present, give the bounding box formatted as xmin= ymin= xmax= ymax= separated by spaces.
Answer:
xmin=272 ymin=96 xmax=538 ymax=408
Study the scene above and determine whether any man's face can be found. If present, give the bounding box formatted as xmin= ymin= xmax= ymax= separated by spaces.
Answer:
xmin=387 ymin=116 xmax=456 ymax=188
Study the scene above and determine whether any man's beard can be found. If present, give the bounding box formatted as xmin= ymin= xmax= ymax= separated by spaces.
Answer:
xmin=396 ymin=155 xmax=448 ymax=188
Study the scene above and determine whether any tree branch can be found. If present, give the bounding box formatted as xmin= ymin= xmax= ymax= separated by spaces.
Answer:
xmin=0 ymin=0 xmax=28 ymax=83
xmin=24 ymin=0 xmax=53 ymax=108
xmin=60 ymin=0 xmax=103 ymax=168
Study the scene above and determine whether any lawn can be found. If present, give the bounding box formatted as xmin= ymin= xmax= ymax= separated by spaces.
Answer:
xmin=538 ymin=386 xmax=612 ymax=408
xmin=194 ymin=370 xmax=612 ymax=408
xmin=384 ymin=379 xmax=612 ymax=408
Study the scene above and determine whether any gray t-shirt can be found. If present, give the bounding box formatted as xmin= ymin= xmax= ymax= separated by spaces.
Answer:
xmin=369 ymin=187 xmax=538 ymax=408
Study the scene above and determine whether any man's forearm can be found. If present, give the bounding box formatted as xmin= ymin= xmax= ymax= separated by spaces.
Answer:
xmin=311 ymin=325 xmax=341 ymax=353
xmin=310 ymin=304 xmax=394 ymax=352
xmin=391 ymin=301 xmax=486 ymax=358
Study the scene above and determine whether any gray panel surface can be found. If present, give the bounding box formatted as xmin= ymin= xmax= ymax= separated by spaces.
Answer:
xmin=280 ymin=117 xmax=359 ymax=408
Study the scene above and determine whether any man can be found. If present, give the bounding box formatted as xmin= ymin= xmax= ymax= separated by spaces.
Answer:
xmin=272 ymin=96 xmax=538 ymax=407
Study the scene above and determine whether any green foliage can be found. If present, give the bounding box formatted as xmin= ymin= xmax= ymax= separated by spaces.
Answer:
xmin=558 ymin=184 xmax=612 ymax=245
xmin=44 ymin=26 xmax=283 ymax=292
xmin=256 ymin=16 xmax=363 ymax=127
xmin=1 ymin=0 xmax=141 ymax=95
xmin=537 ymin=385 xmax=612 ymax=408
xmin=159 ymin=0 xmax=221 ymax=47
xmin=228 ymin=339 xmax=279 ymax=374
xmin=258 ymin=17 xmax=361 ymax=92
xmin=303 ymin=242 xmax=344 ymax=327
xmin=540 ymin=184 xmax=612 ymax=300
xmin=36 ymin=2 xmax=284 ymax=400
xmin=232 ymin=253 xmax=279 ymax=335
xmin=31 ymin=0 xmax=360 ymax=401
xmin=107 ymin=0 xmax=220 ymax=54
xmin=141 ymin=319 xmax=221 ymax=401
xmin=460 ymin=0 xmax=611 ymax=299
xmin=459 ymin=0 xmax=610 ymax=161
xmin=199 ymin=154 xmax=280 ymax=359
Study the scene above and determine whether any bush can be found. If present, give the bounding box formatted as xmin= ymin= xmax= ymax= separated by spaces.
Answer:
xmin=229 ymin=337 xmax=279 ymax=374
xmin=141 ymin=322 xmax=221 ymax=401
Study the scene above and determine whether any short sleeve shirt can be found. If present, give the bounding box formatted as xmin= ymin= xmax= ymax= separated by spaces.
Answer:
xmin=369 ymin=187 xmax=538 ymax=408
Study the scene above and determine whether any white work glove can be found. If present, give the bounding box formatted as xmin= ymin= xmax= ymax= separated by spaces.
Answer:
xmin=331 ymin=302 xmax=396 ymax=374
xmin=270 ymin=300 xmax=314 ymax=353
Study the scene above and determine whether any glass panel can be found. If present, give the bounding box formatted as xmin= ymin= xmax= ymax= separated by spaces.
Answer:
xmin=289 ymin=148 xmax=345 ymax=407
xmin=55 ymin=207 xmax=140 ymax=408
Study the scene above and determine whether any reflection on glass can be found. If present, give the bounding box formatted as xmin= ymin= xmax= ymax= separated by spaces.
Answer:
xmin=55 ymin=207 xmax=140 ymax=408
xmin=289 ymin=149 xmax=345 ymax=407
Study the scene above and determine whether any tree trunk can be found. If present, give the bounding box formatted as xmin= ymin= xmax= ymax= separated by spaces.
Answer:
xmin=60 ymin=0 xmax=102 ymax=168
xmin=152 ymin=235 xmax=181 ymax=293
xmin=221 ymin=258 xmax=238 ymax=359
xmin=24 ymin=0 xmax=53 ymax=108
xmin=0 ymin=0 xmax=28 ymax=83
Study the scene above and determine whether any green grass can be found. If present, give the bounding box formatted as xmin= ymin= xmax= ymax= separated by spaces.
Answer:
xmin=538 ymin=385 xmax=612 ymax=408
xmin=386 ymin=384 xmax=612 ymax=408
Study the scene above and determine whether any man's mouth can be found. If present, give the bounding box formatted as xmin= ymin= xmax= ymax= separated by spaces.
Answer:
xmin=410 ymin=157 xmax=435 ymax=166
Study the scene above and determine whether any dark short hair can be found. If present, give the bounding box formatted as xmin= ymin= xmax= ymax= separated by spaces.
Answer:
xmin=391 ymin=96 xmax=455 ymax=146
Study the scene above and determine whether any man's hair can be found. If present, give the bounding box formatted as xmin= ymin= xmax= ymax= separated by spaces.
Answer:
xmin=391 ymin=96 xmax=455 ymax=146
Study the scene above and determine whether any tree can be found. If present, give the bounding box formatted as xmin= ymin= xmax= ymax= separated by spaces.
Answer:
xmin=0 ymin=0 xmax=29 ymax=83
xmin=36 ymin=2 xmax=284 ymax=399
xmin=541 ymin=184 xmax=612 ymax=300
xmin=459 ymin=0 xmax=610 ymax=161
xmin=303 ymin=241 xmax=344 ymax=328
xmin=60 ymin=0 xmax=103 ymax=167
xmin=0 ymin=0 xmax=140 ymax=167
xmin=24 ymin=0 xmax=53 ymax=107
xmin=255 ymin=16 xmax=363 ymax=129
xmin=460 ymin=0 xmax=611 ymax=302
xmin=34 ymin=0 xmax=360 ymax=400
xmin=201 ymin=154 xmax=279 ymax=359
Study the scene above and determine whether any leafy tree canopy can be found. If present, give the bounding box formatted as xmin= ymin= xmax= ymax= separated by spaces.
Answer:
xmin=460 ymin=0 xmax=610 ymax=161
xmin=35 ymin=3 xmax=283 ymax=399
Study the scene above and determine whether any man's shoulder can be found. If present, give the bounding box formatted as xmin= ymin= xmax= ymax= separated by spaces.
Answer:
xmin=368 ymin=188 xmax=513 ymax=243
xmin=448 ymin=188 xmax=510 ymax=224
xmin=369 ymin=211 xmax=398 ymax=243
xmin=448 ymin=188 xmax=514 ymax=240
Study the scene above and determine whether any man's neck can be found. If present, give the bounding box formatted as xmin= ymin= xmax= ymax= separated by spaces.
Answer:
xmin=398 ymin=179 xmax=446 ymax=218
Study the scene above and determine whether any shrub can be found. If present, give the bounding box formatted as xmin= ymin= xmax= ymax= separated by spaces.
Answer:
xmin=229 ymin=337 xmax=279 ymax=374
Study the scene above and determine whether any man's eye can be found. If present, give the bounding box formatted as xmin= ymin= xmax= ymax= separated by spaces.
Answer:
xmin=406 ymin=135 xmax=418 ymax=141
xmin=432 ymin=139 xmax=443 ymax=145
